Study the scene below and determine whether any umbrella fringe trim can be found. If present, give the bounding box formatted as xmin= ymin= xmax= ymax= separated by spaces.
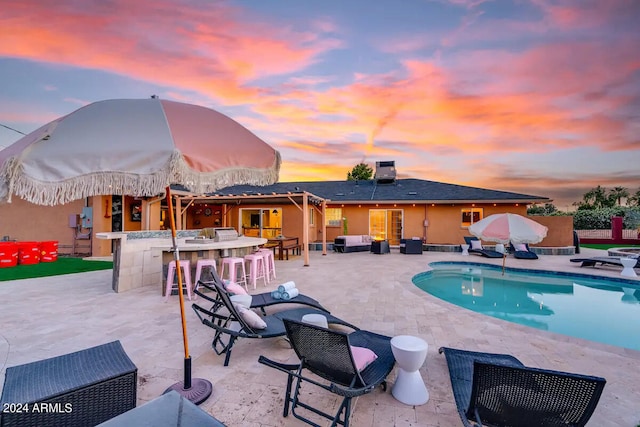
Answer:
xmin=0 ymin=150 xmax=281 ymax=206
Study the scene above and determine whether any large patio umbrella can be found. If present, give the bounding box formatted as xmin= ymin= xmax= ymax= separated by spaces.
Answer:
xmin=0 ymin=97 xmax=281 ymax=404
xmin=468 ymin=213 xmax=548 ymax=273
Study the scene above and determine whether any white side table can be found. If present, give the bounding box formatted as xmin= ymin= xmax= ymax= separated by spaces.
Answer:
xmin=301 ymin=313 xmax=328 ymax=328
xmin=620 ymin=257 xmax=637 ymax=278
xmin=390 ymin=335 xmax=429 ymax=405
xmin=494 ymin=243 xmax=505 ymax=254
xmin=460 ymin=244 xmax=470 ymax=256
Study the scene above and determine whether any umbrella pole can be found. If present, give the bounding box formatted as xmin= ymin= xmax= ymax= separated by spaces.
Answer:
xmin=502 ymin=253 xmax=506 ymax=275
xmin=163 ymin=186 xmax=212 ymax=404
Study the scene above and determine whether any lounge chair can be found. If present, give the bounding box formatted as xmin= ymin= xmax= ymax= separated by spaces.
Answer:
xmin=195 ymin=270 xmax=329 ymax=315
xmin=438 ymin=346 xmax=606 ymax=427
xmin=509 ymin=242 xmax=539 ymax=259
xmin=192 ymin=280 xmax=359 ymax=366
xmin=259 ymin=319 xmax=395 ymax=427
xmin=463 ymin=236 xmax=504 ymax=258
xmin=570 ymin=256 xmax=639 ymax=269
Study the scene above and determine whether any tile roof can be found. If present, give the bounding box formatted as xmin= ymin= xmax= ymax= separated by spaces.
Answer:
xmin=196 ymin=178 xmax=550 ymax=203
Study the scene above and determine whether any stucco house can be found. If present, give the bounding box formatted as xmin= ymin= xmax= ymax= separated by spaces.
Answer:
xmin=0 ymin=161 xmax=572 ymax=259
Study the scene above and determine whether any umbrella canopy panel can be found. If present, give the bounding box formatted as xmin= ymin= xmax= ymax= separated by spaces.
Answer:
xmin=0 ymin=99 xmax=280 ymax=205
xmin=468 ymin=213 xmax=548 ymax=244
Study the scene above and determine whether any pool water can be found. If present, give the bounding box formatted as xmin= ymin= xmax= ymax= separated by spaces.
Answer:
xmin=412 ymin=262 xmax=640 ymax=351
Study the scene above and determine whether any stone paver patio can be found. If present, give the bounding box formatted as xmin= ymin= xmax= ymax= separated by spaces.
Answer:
xmin=1 ymin=248 xmax=639 ymax=426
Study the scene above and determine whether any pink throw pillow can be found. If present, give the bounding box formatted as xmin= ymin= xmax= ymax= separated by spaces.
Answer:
xmin=350 ymin=346 xmax=378 ymax=371
xmin=514 ymin=243 xmax=528 ymax=251
xmin=235 ymin=305 xmax=267 ymax=329
xmin=225 ymin=282 xmax=248 ymax=295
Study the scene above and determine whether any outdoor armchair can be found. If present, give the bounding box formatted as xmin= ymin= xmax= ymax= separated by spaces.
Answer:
xmin=438 ymin=346 xmax=606 ymax=427
xmin=259 ymin=319 xmax=395 ymax=427
xmin=191 ymin=280 xmax=358 ymax=366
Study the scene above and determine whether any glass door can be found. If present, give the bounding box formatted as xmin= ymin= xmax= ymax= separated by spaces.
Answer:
xmin=369 ymin=209 xmax=403 ymax=245
xmin=388 ymin=209 xmax=403 ymax=245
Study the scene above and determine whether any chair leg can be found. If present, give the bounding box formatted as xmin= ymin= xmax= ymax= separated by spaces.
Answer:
xmin=283 ymin=372 xmax=294 ymax=417
xmin=223 ymin=337 xmax=237 ymax=367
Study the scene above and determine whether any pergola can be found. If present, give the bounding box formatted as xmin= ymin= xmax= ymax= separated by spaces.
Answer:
xmin=169 ymin=190 xmax=329 ymax=266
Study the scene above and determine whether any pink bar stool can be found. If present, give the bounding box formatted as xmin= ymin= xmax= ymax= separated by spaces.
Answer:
xmin=165 ymin=259 xmax=192 ymax=301
xmin=257 ymin=248 xmax=276 ymax=283
xmin=244 ymin=253 xmax=267 ymax=289
xmin=220 ymin=257 xmax=248 ymax=291
xmin=194 ymin=259 xmax=218 ymax=295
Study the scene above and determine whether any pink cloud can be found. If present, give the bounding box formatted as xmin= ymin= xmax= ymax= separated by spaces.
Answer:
xmin=0 ymin=0 xmax=340 ymax=105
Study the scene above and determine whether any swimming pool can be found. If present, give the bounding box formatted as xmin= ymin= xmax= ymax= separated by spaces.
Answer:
xmin=412 ymin=262 xmax=640 ymax=351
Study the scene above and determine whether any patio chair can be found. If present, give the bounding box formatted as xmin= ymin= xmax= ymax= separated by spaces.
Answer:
xmin=509 ymin=242 xmax=539 ymax=259
xmin=191 ymin=280 xmax=359 ymax=366
xmin=195 ymin=269 xmax=329 ymax=315
xmin=463 ymin=236 xmax=504 ymax=258
xmin=438 ymin=346 xmax=606 ymax=427
xmin=259 ymin=319 xmax=396 ymax=427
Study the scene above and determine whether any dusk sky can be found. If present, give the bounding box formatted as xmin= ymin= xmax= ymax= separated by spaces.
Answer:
xmin=1 ymin=0 xmax=639 ymax=209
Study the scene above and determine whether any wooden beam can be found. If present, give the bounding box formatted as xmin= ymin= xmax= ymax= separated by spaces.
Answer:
xmin=303 ymin=192 xmax=309 ymax=266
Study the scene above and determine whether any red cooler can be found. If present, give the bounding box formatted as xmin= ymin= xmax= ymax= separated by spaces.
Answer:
xmin=0 ymin=242 xmax=19 ymax=268
xmin=18 ymin=241 xmax=40 ymax=265
xmin=39 ymin=240 xmax=59 ymax=262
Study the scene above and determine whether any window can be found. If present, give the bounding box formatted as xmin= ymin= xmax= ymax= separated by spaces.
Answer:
xmin=461 ymin=208 xmax=483 ymax=228
xmin=325 ymin=208 xmax=342 ymax=226
xmin=309 ymin=208 xmax=315 ymax=226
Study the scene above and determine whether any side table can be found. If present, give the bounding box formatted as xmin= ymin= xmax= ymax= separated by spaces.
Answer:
xmin=620 ymin=257 xmax=637 ymax=277
xmin=301 ymin=313 xmax=328 ymax=328
xmin=460 ymin=244 xmax=470 ymax=256
xmin=371 ymin=240 xmax=390 ymax=255
xmin=0 ymin=341 xmax=137 ymax=427
xmin=390 ymin=335 xmax=429 ymax=406
xmin=97 ymin=390 xmax=224 ymax=427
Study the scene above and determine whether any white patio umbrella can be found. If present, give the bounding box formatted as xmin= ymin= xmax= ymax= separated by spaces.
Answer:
xmin=468 ymin=213 xmax=548 ymax=273
xmin=0 ymin=97 xmax=281 ymax=404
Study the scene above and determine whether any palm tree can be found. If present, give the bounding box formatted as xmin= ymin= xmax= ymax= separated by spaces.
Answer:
xmin=609 ymin=186 xmax=629 ymax=206
xmin=628 ymin=189 xmax=640 ymax=207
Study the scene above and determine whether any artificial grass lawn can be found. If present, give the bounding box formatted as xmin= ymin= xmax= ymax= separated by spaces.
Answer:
xmin=580 ymin=243 xmax=640 ymax=250
xmin=0 ymin=257 xmax=113 ymax=281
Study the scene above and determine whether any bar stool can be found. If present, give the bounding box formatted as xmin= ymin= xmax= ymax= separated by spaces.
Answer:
xmin=194 ymin=259 xmax=218 ymax=295
xmin=165 ymin=260 xmax=192 ymax=301
xmin=220 ymin=257 xmax=248 ymax=291
xmin=244 ymin=253 xmax=267 ymax=289
xmin=257 ymin=248 xmax=276 ymax=283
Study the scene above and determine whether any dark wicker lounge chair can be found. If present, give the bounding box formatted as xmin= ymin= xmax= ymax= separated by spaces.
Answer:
xmin=464 ymin=236 xmax=504 ymax=258
xmin=509 ymin=242 xmax=539 ymax=259
xmin=195 ymin=271 xmax=329 ymax=315
xmin=438 ymin=346 xmax=606 ymax=427
xmin=570 ymin=256 xmax=639 ymax=269
xmin=192 ymin=280 xmax=359 ymax=366
xmin=259 ymin=319 xmax=395 ymax=427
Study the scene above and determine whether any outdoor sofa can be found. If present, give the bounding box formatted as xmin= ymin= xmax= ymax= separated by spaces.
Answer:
xmin=334 ymin=235 xmax=373 ymax=253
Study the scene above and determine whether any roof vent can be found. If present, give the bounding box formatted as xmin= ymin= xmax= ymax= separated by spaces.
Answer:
xmin=408 ymin=191 xmax=417 ymax=196
xmin=375 ymin=160 xmax=396 ymax=183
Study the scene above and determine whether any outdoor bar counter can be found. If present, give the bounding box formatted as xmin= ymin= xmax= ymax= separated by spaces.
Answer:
xmin=97 ymin=231 xmax=265 ymax=293
xmin=151 ymin=236 xmax=267 ymax=295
